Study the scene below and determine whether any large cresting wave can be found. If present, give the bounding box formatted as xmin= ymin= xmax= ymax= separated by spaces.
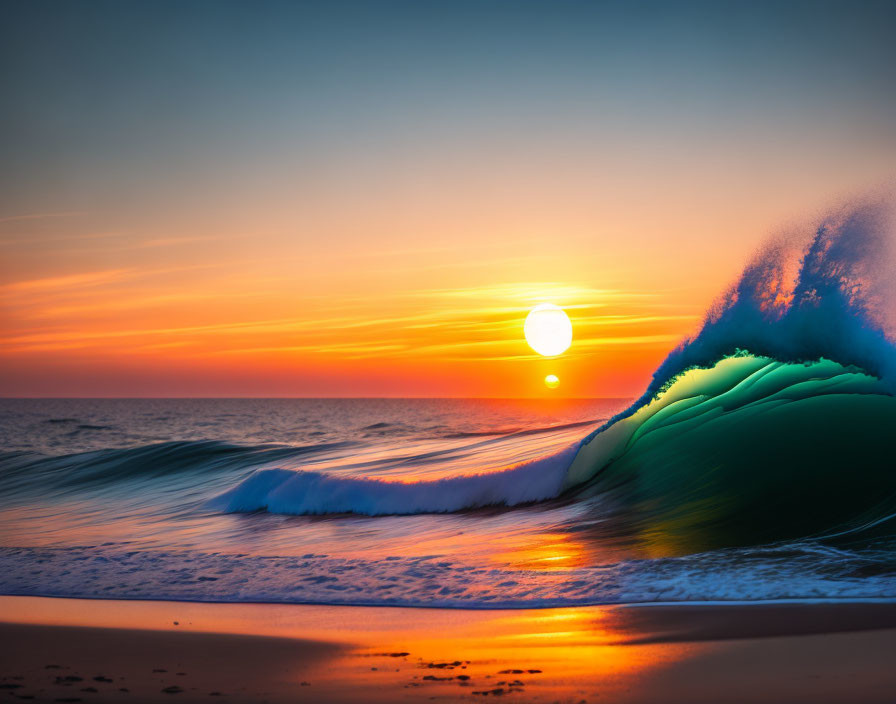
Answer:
xmin=213 ymin=199 xmax=896 ymax=543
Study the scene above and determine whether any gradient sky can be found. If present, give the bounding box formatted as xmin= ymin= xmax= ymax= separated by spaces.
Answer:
xmin=2 ymin=0 xmax=895 ymax=397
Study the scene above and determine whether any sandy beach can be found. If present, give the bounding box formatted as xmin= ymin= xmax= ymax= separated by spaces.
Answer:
xmin=2 ymin=597 xmax=896 ymax=703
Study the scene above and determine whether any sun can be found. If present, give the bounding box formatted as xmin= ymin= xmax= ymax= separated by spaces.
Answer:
xmin=524 ymin=303 xmax=572 ymax=357
xmin=544 ymin=374 xmax=560 ymax=389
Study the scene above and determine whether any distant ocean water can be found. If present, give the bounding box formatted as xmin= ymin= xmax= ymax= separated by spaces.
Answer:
xmin=2 ymin=200 xmax=896 ymax=608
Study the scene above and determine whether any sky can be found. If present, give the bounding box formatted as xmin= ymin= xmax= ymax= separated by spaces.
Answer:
xmin=1 ymin=0 xmax=895 ymax=397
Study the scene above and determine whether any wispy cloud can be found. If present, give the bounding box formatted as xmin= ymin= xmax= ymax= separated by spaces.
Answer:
xmin=0 ymin=269 xmax=135 ymax=294
xmin=2 ymin=263 xmax=224 ymax=300
xmin=134 ymin=236 xmax=218 ymax=249
xmin=0 ymin=264 xmax=694 ymax=370
xmin=0 ymin=211 xmax=87 ymax=225
xmin=414 ymin=282 xmax=660 ymax=304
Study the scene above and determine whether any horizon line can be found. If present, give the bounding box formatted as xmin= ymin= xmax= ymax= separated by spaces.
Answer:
xmin=0 ymin=395 xmax=634 ymax=401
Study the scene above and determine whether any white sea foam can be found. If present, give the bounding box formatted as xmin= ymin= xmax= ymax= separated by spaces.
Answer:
xmin=207 ymin=443 xmax=580 ymax=515
xmin=1 ymin=543 xmax=893 ymax=608
xmin=625 ymin=198 xmax=896 ymax=415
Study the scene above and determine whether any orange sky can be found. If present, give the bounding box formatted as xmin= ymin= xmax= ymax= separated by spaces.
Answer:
xmin=2 ymin=173 xmax=891 ymax=398
xmin=2 ymin=2 xmax=895 ymax=397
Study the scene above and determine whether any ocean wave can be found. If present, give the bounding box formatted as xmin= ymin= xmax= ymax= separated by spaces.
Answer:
xmin=208 ymin=199 xmax=896 ymax=539
xmin=559 ymin=199 xmax=896 ymax=547
xmin=567 ymin=355 xmax=896 ymax=549
xmin=0 ymin=440 xmax=351 ymax=497
xmin=441 ymin=418 xmax=600 ymax=440
xmin=206 ymin=444 xmax=579 ymax=515
xmin=610 ymin=198 xmax=896 ymax=426
xmin=208 ymin=353 xmax=896 ymax=537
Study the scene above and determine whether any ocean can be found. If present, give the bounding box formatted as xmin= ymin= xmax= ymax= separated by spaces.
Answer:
xmin=1 ymin=200 xmax=895 ymax=608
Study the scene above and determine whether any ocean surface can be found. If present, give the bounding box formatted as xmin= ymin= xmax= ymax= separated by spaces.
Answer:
xmin=2 ymin=200 xmax=896 ymax=608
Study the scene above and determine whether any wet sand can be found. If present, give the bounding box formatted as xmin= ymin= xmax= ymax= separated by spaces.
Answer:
xmin=1 ymin=597 xmax=896 ymax=703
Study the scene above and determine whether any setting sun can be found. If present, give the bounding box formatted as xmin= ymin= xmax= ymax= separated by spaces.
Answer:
xmin=524 ymin=303 xmax=573 ymax=357
xmin=544 ymin=374 xmax=560 ymax=389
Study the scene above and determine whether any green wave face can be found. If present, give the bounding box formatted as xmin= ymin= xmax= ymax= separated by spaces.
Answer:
xmin=566 ymin=355 xmax=896 ymax=553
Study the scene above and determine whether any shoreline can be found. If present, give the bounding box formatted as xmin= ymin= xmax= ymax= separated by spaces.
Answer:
xmin=4 ymin=593 xmax=896 ymax=607
xmin=3 ymin=597 xmax=896 ymax=702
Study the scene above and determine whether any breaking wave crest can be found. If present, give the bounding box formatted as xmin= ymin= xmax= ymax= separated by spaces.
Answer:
xmin=206 ymin=445 xmax=579 ymax=515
